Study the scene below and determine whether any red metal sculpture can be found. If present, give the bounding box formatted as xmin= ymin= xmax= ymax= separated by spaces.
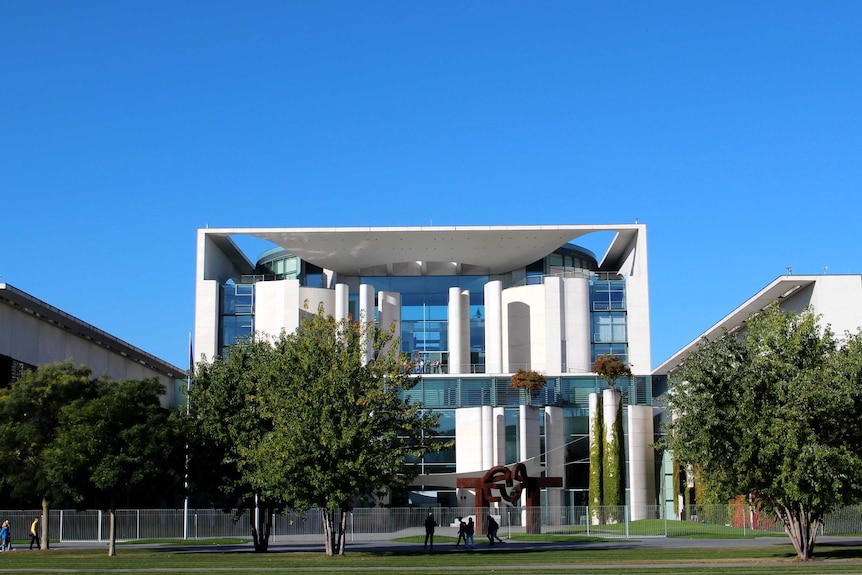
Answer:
xmin=457 ymin=462 xmax=562 ymax=534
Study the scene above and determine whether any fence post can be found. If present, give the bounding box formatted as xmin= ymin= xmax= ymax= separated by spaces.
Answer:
xmin=137 ymin=509 xmax=140 ymax=541
xmin=97 ymin=510 xmax=102 ymax=543
xmin=625 ymin=505 xmax=629 ymax=539
xmin=59 ymin=510 xmax=63 ymax=542
xmin=663 ymin=503 xmax=668 ymax=537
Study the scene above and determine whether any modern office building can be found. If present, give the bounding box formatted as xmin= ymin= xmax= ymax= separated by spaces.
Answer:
xmin=652 ymin=274 xmax=862 ymax=517
xmin=194 ymin=225 xmax=658 ymax=513
xmin=0 ymin=283 xmax=186 ymax=406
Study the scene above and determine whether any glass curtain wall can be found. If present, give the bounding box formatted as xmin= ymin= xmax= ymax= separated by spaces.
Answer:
xmin=360 ymin=276 xmax=488 ymax=373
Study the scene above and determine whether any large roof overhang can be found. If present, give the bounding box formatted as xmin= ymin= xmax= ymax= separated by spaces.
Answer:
xmin=203 ymin=224 xmax=642 ymax=276
xmin=653 ymin=275 xmax=819 ymax=376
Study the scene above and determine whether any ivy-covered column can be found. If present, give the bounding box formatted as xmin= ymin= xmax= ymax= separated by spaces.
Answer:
xmin=588 ymin=392 xmax=603 ymax=525
xmin=602 ymin=387 xmax=624 ymax=522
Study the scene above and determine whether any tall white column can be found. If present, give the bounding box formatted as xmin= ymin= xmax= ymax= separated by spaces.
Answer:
xmin=378 ymin=291 xmax=401 ymax=358
xmin=335 ymin=283 xmax=349 ymax=323
xmin=545 ymin=406 xmax=565 ymax=521
xmin=481 ymin=405 xmax=494 ymax=470
xmin=484 ymin=281 xmax=503 ymax=373
xmin=359 ymin=284 xmax=375 ymax=364
xmin=564 ymin=277 xmax=591 ymax=374
xmin=603 ymin=388 xmax=621 ymax=446
xmin=543 ymin=277 xmax=564 ymax=373
xmin=628 ymin=405 xmax=655 ymax=521
xmin=519 ymin=405 xmax=541 ymax=463
xmin=492 ymin=407 xmax=506 ymax=466
xmin=448 ymin=287 xmax=470 ymax=374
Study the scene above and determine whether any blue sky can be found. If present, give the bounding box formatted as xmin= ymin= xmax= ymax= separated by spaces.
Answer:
xmin=2 ymin=2 xmax=860 ymax=372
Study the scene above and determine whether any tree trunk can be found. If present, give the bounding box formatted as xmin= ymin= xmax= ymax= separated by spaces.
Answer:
xmin=775 ymin=501 xmax=820 ymax=561
xmin=107 ymin=496 xmax=116 ymax=557
xmin=337 ymin=506 xmax=348 ymax=556
xmin=322 ymin=507 xmax=347 ymax=556
xmin=322 ymin=508 xmax=334 ymax=556
xmin=250 ymin=499 xmax=272 ymax=553
xmin=40 ymin=497 xmax=49 ymax=550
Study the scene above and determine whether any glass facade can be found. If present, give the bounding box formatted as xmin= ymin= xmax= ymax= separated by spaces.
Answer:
xmin=589 ymin=276 xmax=628 ymax=364
xmin=360 ymin=275 xmax=488 ymax=373
xmin=219 ymin=283 xmax=254 ymax=353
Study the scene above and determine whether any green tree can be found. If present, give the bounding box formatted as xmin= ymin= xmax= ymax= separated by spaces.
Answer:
xmin=664 ymin=303 xmax=862 ymax=561
xmin=189 ymin=306 xmax=442 ymax=555
xmin=44 ymin=378 xmax=183 ymax=556
xmin=0 ymin=362 xmax=100 ymax=550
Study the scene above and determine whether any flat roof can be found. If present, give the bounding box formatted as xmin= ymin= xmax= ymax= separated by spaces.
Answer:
xmin=202 ymin=224 xmax=644 ymax=276
xmin=0 ymin=283 xmax=185 ymax=379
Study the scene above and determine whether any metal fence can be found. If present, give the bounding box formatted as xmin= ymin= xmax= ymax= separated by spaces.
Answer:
xmin=2 ymin=504 xmax=860 ymax=543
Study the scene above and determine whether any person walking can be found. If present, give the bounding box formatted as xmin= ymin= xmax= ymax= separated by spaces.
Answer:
xmin=28 ymin=517 xmax=40 ymax=551
xmin=454 ymin=517 xmax=466 ymax=547
xmin=486 ymin=513 xmax=503 ymax=544
xmin=0 ymin=521 xmax=8 ymax=552
xmin=423 ymin=511 xmax=437 ymax=550
xmin=464 ymin=517 xmax=475 ymax=549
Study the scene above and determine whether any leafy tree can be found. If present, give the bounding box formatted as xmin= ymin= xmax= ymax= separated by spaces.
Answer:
xmin=664 ymin=303 xmax=862 ymax=561
xmin=0 ymin=362 xmax=100 ymax=550
xmin=187 ymin=335 xmax=285 ymax=552
xmin=44 ymin=378 xmax=183 ymax=556
xmin=189 ymin=306 xmax=442 ymax=555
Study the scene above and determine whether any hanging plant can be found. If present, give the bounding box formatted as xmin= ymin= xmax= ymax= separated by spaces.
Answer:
xmin=510 ymin=369 xmax=546 ymax=391
xmin=592 ymin=354 xmax=632 ymax=390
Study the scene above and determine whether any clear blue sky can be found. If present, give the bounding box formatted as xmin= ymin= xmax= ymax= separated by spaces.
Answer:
xmin=2 ymin=2 xmax=860 ymax=372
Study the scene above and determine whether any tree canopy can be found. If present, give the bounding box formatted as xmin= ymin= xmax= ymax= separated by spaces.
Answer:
xmin=189 ymin=306 xmax=442 ymax=555
xmin=44 ymin=377 xmax=183 ymax=556
xmin=0 ymin=362 xmax=101 ymax=549
xmin=664 ymin=303 xmax=862 ymax=561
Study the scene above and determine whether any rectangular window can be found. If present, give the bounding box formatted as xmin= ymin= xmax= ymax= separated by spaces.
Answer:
xmin=592 ymin=313 xmax=627 ymax=343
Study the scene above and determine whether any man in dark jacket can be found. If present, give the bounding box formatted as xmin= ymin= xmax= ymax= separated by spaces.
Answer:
xmin=423 ymin=511 xmax=437 ymax=550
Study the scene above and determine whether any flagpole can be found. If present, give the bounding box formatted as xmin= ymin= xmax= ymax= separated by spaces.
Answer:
xmin=184 ymin=332 xmax=192 ymax=540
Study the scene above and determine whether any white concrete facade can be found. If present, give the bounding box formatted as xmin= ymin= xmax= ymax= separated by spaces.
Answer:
xmin=194 ymin=224 xmax=655 ymax=508
xmin=0 ymin=283 xmax=184 ymax=407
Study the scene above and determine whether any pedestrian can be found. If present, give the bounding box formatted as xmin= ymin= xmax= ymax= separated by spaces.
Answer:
xmin=454 ymin=517 xmax=466 ymax=546
xmin=29 ymin=517 xmax=40 ymax=551
xmin=0 ymin=521 xmax=8 ymax=552
xmin=464 ymin=517 xmax=475 ymax=549
xmin=486 ymin=513 xmax=503 ymax=544
xmin=423 ymin=511 xmax=437 ymax=550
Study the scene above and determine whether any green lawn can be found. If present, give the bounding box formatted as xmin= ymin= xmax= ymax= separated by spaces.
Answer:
xmin=0 ymin=540 xmax=860 ymax=574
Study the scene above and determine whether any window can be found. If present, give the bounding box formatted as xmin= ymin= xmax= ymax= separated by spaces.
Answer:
xmin=592 ymin=313 xmax=627 ymax=343
xmin=219 ymin=284 xmax=254 ymax=353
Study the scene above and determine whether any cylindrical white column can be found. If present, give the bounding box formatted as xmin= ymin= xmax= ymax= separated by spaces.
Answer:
xmin=544 ymin=406 xmax=565 ymax=518
xmin=335 ymin=283 xmax=349 ymax=323
xmin=602 ymin=387 xmax=620 ymax=445
xmin=484 ymin=281 xmax=503 ymax=373
xmin=482 ymin=405 xmax=494 ymax=470
xmin=492 ymin=407 xmax=506 ymax=467
xmin=627 ymin=405 xmax=655 ymax=521
xmin=359 ymin=284 xmax=375 ymax=364
xmin=448 ymin=287 xmax=464 ymax=374
xmin=378 ymin=291 xmax=401 ymax=358
xmin=564 ymin=277 xmax=591 ymax=373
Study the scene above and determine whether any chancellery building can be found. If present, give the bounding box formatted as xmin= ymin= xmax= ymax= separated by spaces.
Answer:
xmin=194 ymin=225 xmax=661 ymax=517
